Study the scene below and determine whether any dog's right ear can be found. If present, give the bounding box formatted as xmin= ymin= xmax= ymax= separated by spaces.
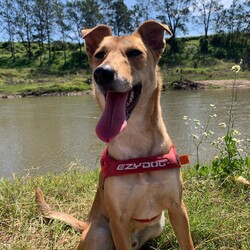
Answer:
xmin=135 ymin=20 xmax=172 ymax=60
xmin=82 ymin=25 xmax=112 ymax=59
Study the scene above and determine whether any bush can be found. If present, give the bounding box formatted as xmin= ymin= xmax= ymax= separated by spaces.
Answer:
xmin=213 ymin=48 xmax=226 ymax=59
xmin=211 ymin=130 xmax=246 ymax=180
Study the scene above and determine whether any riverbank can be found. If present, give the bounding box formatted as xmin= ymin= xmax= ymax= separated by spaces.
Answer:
xmin=1 ymin=167 xmax=249 ymax=249
xmin=0 ymin=68 xmax=92 ymax=99
xmin=1 ymin=64 xmax=250 ymax=99
xmin=199 ymin=79 xmax=250 ymax=89
xmin=1 ymin=79 xmax=250 ymax=99
xmin=0 ymin=90 xmax=92 ymax=99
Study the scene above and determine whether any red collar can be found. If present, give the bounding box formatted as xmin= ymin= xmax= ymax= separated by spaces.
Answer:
xmin=100 ymin=145 xmax=189 ymax=180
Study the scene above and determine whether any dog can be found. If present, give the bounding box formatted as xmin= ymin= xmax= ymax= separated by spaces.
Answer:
xmin=36 ymin=20 xmax=194 ymax=250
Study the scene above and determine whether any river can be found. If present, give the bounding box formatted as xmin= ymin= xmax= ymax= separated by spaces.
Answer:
xmin=0 ymin=89 xmax=249 ymax=178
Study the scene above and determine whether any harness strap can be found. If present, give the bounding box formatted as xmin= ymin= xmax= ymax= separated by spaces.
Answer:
xmin=100 ymin=145 xmax=190 ymax=223
xmin=132 ymin=214 xmax=161 ymax=223
xmin=101 ymin=145 xmax=189 ymax=180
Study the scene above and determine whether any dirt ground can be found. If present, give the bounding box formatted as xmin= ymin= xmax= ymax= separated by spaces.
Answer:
xmin=199 ymin=79 xmax=250 ymax=89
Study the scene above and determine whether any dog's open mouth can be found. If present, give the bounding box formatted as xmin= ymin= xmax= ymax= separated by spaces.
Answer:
xmin=96 ymin=84 xmax=142 ymax=142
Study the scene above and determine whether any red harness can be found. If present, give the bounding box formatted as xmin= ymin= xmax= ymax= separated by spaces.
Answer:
xmin=100 ymin=145 xmax=189 ymax=223
xmin=100 ymin=145 xmax=189 ymax=179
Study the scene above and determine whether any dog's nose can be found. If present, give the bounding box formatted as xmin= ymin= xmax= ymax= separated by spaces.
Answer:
xmin=94 ymin=67 xmax=115 ymax=86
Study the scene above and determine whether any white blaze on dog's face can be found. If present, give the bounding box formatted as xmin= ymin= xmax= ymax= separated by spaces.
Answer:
xmin=82 ymin=21 xmax=172 ymax=143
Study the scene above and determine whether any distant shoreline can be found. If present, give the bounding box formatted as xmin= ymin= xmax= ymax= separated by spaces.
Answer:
xmin=1 ymin=79 xmax=250 ymax=99
xmin=0 ymin=90 xmax=93 ymax=99
xmin=198 ymin=79 xmax=250 ymax=89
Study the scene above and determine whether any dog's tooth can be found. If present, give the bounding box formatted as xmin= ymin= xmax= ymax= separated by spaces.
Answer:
xmin=129 ymin=91 xmax=134 ymax=103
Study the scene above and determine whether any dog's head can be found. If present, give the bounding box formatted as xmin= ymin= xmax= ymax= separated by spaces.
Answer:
xmin=82 ymin=21 xmax=172 ymax=143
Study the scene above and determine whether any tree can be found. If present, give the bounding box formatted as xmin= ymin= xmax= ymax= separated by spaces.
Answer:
xmin=54 ymin=0 xmax=70 ymax=64
xmin=82 ymin=0 xmax=103 ymax=28
xmin=105 ymin=0 xmax=133 ymax=35
xmin=193 ymin=0 xmax=223 ymax=53
xmin=15 ymin=0 xmax=35 ymax=60
xmin=212 ymin=0 xmax=249 ymax=63
xmin=243 ymin=0 xmax=250 ymax=33
xmin=0 ymin=0 xmax=17 ymax=61
xmin=155 ymin=0 xmax=191 ymax=38
xmin=33 ymin=0 xmax=56 ymax=65
xmin=154 ymin=0 xmax=191 ymax=53
xmin=66 ymin=0 xmax=102 ymax=52
xmin=131 ymin=0 xmax=155 ymax=28
xmin=215 ymin=0 xmax=245 ymax=35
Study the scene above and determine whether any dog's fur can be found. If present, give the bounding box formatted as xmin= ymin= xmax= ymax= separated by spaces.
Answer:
xmin=36 ymin=20 xmax=194 ymax=250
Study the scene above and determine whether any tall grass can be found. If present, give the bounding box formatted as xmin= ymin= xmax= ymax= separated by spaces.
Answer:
xmin=1 ymin=167 xmax=249 ymax=250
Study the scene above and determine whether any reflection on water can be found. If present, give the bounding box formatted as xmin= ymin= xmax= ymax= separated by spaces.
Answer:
xmin=0 ymin=89 xmax=249 ymax=178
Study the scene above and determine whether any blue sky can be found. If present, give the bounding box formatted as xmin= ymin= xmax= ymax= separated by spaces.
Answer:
xmin=0 ymin=0 xmax=245 ymax=41
xmin=124 ymin=0 xmax=136 ymax=7
xmin=124 ymin=0 xmax=241 ymax=36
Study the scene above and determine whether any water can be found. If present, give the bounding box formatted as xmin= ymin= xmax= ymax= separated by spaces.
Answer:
xmin=0 ymin=89 xmax=249 ymax=178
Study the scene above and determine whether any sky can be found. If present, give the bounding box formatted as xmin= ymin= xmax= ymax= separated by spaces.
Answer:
xmin=124 ymin=0 xmax=236 ymax=36
xmin=125 ymin=0 xmax=233 ymax=8
xmin=0 ymin=0 xmax=245 ymax=41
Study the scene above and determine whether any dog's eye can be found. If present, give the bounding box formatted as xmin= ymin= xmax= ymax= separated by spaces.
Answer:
xmin=126 ymin=49 xmax=142 ymax=57
xmin=95 ymin=51 xmax=105 ymax=59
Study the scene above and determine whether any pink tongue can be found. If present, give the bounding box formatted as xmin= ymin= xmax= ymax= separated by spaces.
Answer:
xmin=96 ymin=91 xmax=129 ymax=143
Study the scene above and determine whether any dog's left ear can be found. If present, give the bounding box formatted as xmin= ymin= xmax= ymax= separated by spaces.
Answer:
xmin=82 ymin=25 xmax=112 ymax=60
xmin=135 ymin=20 xmax=172 ymax=59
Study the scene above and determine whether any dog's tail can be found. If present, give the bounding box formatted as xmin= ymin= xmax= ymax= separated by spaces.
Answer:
xmin=35 ymin=187 xmax=88 ymax=232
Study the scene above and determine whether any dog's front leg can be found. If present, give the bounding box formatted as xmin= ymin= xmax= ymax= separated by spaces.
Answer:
xmin=168 ymin=200 xmax=194 ymax=250
xmin=109 ymin=216 xmax=132 ymax=250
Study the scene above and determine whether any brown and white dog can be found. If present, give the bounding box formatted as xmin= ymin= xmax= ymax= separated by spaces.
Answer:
xmin=36 ymin=20 xmax=194 ymax=250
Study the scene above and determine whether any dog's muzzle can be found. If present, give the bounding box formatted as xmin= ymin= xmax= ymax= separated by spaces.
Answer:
xmin=93 ymin=66 xmax=142 ymax=142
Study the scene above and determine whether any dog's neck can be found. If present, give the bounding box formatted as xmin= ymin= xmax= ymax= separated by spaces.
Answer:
xmin=107 ymin=74 xmax=172 ymax=161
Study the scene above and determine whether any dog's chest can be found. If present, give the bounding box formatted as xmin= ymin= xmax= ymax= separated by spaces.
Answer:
xmin=104 ymin=169 xmax=181 ymax=219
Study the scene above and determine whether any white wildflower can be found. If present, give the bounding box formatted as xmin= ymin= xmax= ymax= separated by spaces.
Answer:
xmin=219 ymin=122 xmax=227 ymax=128
xmin=194 ymin=119 xmax=201 ymax=126
xmin=192 ymin=134 xmax=199 ymax=139
xmin=232 ymin=138 xmax=240 ymax=143
xmin=202 ymin=132 xmax=208 ymax=137
xmin=183 ymin=116 xmax=188 ymax=120
xmin=232 ymin=129 xmax=240 ymax=135
xmin=231 ymin=65 xmax=241 ymax=73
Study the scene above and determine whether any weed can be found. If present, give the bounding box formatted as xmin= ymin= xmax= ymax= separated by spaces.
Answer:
xmin=183 ymin=62 xmax=249 ymax=182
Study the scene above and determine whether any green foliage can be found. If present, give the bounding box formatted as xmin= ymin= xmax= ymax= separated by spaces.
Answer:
xmin=210 ymin=130 xmax=246 ymax=180
xmin=184 ymin=63 xmax=249 ymax=184
xmin=160 ymin=32 xmax=250 ymax=69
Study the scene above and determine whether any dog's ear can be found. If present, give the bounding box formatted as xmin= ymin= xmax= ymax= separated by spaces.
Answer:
xmin=135 ymin=20 xmax=172 ymax=59
xmin=82 ymin=25 xmax=112 ymax=59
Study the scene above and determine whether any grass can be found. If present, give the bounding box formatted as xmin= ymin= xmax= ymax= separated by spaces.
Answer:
xmin=0 ymin=68 xmax=92 ymax=96
xmin=0 ymin=42 xmax=91 ymax=96
xmin=1 ymin=167 xmax=249 ymax=250
xmin=161 ymin=61 xmax=250 ymax=85
xmin=1 ymin=40 xmax=250 ymax=96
